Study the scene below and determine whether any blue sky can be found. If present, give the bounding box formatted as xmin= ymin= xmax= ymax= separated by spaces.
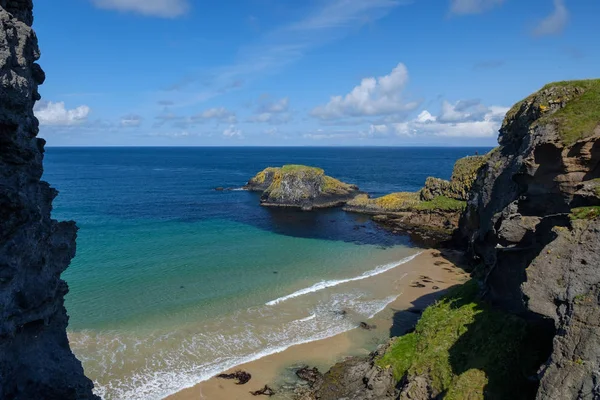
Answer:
xmin=33 ymin=0 xmax=599 ymax=146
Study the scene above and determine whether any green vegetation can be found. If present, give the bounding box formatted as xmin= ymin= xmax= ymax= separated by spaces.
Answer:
xmin=506 ymin=79 xmax=600 ymax=146
xmin=321 ymin=175 xmax=356 ymax=194
xmin=570 ymin=206 xmax=600 ymax=220
xmin=376 ymin=281 xmax=545 ymax=399
xmin=250 ymin=164 xmax=357 ymax=200
xmin=280 ymin=164 xmax=324 ymax=174
xmin=415 ymin=196 xmax=466 ymax=212
xmin=540 ymin=80 xmax=600 ymax=145
xmin=420 ymin=155 xmax=486 ymax=202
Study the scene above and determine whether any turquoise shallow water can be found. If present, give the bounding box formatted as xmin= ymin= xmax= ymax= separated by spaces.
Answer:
xmin=43 ymin=147 xmax=490 ymax=399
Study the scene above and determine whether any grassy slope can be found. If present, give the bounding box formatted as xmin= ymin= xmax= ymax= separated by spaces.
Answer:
xmin=506 ymin=79 xmax=600 ymax=146
xmin=377 ymin=281 xmax=545 ymax=399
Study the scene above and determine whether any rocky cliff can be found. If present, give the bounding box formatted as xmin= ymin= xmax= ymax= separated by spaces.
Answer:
xmin=344 ymin=155 xmax=485 ymax=243
xmin=296 ymin=80 xmax=600 ymax=400
xmin=244 ymin=165 xmax=361 ymax=210
xmin=460 ymin=79 xmax=600 ymax=399
xmin=0 ymin=1 xmax=98 ymax=399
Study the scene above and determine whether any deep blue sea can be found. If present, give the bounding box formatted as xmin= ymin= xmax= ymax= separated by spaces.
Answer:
xmin=43 ymin=147 xmax=490 ymax=399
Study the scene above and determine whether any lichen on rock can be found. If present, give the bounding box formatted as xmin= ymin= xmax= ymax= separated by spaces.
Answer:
xmin=0 ymin=1 xmax=98 ymax=398
xmin=244 ymin=165 xmax=361 ymax=210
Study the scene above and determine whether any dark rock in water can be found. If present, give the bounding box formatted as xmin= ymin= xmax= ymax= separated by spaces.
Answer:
xmin=359 ymin=322 xmax=376 ymax=330
xmin=296 ymin=366 xmax=323 ymax=386
xmin=250 ymin=384 xmax=276 ymax=396
xmin=273 ymin=271 xmax=278 ymax=274
xmin=0 ymin=2 xmax=98 ymax=399
xmin=333 ymin=309 xmax=348 ymax=317
xmin=215 ymin=187 xmax=225 ymax=191
xmin=217 ymin=370 xmax=252 ymax=385
xmin=244 ymin=165 xmax=361 ymax=210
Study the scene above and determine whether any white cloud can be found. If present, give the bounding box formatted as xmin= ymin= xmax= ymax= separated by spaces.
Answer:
xmin=223 ymin=125 xmax=243 ymax=138
xmin=163 ymin=0 xmax=403 ymax=104
xmin=91 ymin=0 xmax=189 ymax=18
xmin=373 ymin=101 xmax=509 ymax=138
xmin=258 ymin=97 xmax=289 ymax=113
xmin=193 ymin=107 xmax=237 ymax=123
xmin=120 ymin=114 xmax=142 ymax=127
xmin=449 ymin=0 xmax=505 ymax=15
xmin=311 ymin=63 xmax=418 ymax=120
xmin=369 ymin=124 xmax=389 ymax=136
xmin=532 ymin=0 xmax=569 ymax=37
xmin=35 ymin=102 xmax=91 ymax=126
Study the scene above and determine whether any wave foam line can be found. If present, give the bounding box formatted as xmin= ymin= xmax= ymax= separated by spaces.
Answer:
xmin=266 ymin=252 xmax=422 ymax=306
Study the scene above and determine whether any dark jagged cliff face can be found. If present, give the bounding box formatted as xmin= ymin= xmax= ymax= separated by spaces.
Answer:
xmin=461 ymin=80 xmax=600 ymax=399
xmin=0 ymin=1 xmax=98 ymax=399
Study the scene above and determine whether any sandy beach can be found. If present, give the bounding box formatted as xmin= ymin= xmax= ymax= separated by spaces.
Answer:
xmin=167 ymin=249 xmax=469 ymax=400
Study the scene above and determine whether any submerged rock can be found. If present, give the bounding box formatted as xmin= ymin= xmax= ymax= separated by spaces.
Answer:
xmin=0 ymin=2 xmax=98 ymax=399
xmin=244 ymin=165 xmax=361 ymax=210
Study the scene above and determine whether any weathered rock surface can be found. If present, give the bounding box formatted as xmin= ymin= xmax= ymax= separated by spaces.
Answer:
xmin=344 ymin=155 xmax=482 ymax=243
xmin=0 ymin=1 xmax=98 ymax=399
xmin=298 ymin=346 xmax=397 ymax=400
xmin=459 ymin=80 xmax=600 ymax=399
xmin=244 ymin=165 xmax=361 ymax=210
xmin=419 ymin=155 xmax=486 ymax=202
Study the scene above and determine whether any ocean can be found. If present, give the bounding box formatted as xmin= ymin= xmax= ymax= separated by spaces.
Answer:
xmin=43 ymin=146 xmax=489 ymax=399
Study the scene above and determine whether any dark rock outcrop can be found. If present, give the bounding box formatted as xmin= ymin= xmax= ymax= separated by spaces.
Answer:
xmin=344 ymin=155 xmax=482 ymax=243
xmin=217 ymin=370 xmax=252 ymax=385
xmin=298 ymin=346 xmax=396 ymax=400
xmin=244 ymin=165 xmax=361 ymax=210
xmin=0 ymin=2 xmax=98 ymax=399
xmin=460 ymin=80 xmax=600 ymax=399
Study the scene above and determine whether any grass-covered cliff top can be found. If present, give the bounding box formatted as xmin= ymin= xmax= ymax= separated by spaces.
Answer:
xmin=506 ymin=79 xmax=600 ymax=145
xmin=377 ymin=281 xmax=545 ymax=399
xmin=347 ymin=193 xmax=466 ymax=213
xmin=248 ymin=165 xmax=358 ymax=198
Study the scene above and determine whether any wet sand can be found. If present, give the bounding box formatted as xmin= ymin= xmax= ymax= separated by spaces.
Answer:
xmin=167 ymin=249 xmax=469 ymax=400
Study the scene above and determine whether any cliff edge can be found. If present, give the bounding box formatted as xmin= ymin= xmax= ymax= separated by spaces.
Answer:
xmin=461 ymin=79 xmax=600 ymax=399
xmin=0 ymin=1 xmax=98 ymax=399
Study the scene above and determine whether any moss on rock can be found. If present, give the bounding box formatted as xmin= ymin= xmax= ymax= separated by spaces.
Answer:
xmin=377 ymin=281 xmax=545 ymax=399
xmin=504 ymin=79 xmax=600 ymax=146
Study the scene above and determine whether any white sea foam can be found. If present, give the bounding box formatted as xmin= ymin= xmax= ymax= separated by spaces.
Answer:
xmin=294 ymin=313 xmax=316 ymax=323
xmin=75 ymin=253 xmax=421 ymax=400
xmin=266 ymin=252 xmax=422 ymax=306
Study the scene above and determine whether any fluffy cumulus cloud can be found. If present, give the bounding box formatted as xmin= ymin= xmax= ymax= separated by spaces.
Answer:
xmin=223 ymin=125 xmax=243 ymax=138
xmin=120 ymin=114 xmax=142 ymax=127
xmin=449 ymin=0 xmax=505 ymax=15
xmin=34 ymin=101 xmax=91 ymax=126
xmin=91 ymin=0 xmax=189 ymax=18
xmin=373 ymin=100 xmax=509 ymax=138
xmin=311 ymin=63 xmax=418 ymax=120
xmin=532 ymin=0 xmax=569 ymax=37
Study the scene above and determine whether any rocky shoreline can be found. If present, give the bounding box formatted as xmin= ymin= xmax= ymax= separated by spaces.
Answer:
xmin=284 ymin=80 xmax=600 ymax=400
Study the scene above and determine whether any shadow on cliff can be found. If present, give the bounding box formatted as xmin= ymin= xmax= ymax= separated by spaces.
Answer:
xmin=447 ymin=303 xmax=554 ymax=399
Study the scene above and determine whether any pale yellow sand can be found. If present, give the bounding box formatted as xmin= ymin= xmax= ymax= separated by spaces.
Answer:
xmin=166 ymin=249 xmax=469 ymax=400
